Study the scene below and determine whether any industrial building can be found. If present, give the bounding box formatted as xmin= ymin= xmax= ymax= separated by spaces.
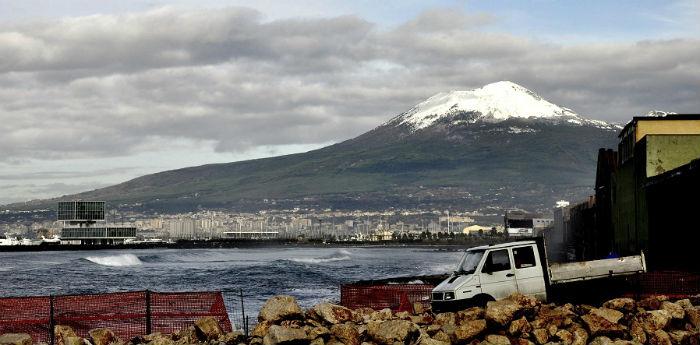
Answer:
xmin=59 ymin=201 xmax=136 ymax=245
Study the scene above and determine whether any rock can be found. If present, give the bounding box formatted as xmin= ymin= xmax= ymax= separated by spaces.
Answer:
xmin=453 ymin=319 xmax=487 ymax=343
xmin=174 ymin=325 xmax=198 ymax=344
xmin=366 ymin=320 xmax=419 ymax=345
xmin=263 ymin=325 xmax=308 ymax=345
xmin=533 ymin=329 xmax=549 ymax=345
xmin=435 ymin=312 xmax=457 ymax=326
xmin=420 ymin=337 xmax=450 ymax=345
xmin=588 ymin=336 xmax=613 ymax=345
xmin=414 ymin=303 xmax=426 ymax=315
xmin=253 ymin=321 xmax=273 ymax=338
xmin=571 ymin=328 xmax=588 ymax=345
xmin=411 ymin=314 xmax=435 ymax=325
xmin=531 ymin=306 xmax=576 ymax=329
xmin=486 ymin=294 xmax=538 ymax=326
xmin=676 ymin=299 xmax=694 ymax=311
xmin=370 ymin=309 xmax=393 ymax=322
xmin=638 ymin=310 xmax=672 ymax=333
xmin=668 ymin=330 xmax=691 ymax=345
xmin=432 ymin=331 xmax=451 ymax=343
xmin=630 ymin=320 xmax=647 ymax=344
xmin=509 ymin=317 xmax=532 ymax=336
xmin=88 ymin=328 xmax=116 ymax=345
xmin=590 ymin=309 xmax=624 ymax=324
xmin=687 ymin=307 xmax=700 ymax=330
xmin=54 ymin=325 xmax=78 ymax=345
xmin=307 ymin=325 xmax=331 ymax=340
xmin=330 ymin=324 xmax=360 ymax=345
xmin=0 ymin=333 xmax=32 ymax=345
xmin=580 ymin=314 xmax=626 ymax=337
xmin=217 ymin=331 xmax=245 ymax=344
xmin=639 ymin=296 xmax=670 ymax=311
xmin=143 ymin=333 xmax=174 ymax=345
xmin=259 ymin=296 xmax=304 ymax=322
xmin=661 ymin=302 xmax=685 ymax=320
xmin=194 ymin=316 xmax=224 ymax=340
xmin=649 ymin=330 xmax=673 ymax=345
xmin=485 ymin=334 xmax=511 ymax=345
xmin=554 ymin=330 xmax=573 ymax=345
xmin=62 ymin=337 xmax=87 ymax=345
xmin=514 ymin=339 xmax=536 ymax=345
xmin=603 ymin=298 xmax=636 ymax=312
xmin=457 ymin=307 xmax=485 ymax=323
xmin=312 ymin=303 xmax=355 ymax=325
xmin=309 ymin=338 xmax=325 ymax=345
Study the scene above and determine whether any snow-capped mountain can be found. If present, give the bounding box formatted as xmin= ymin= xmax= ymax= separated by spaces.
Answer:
xmin=387 ymin=81 xmax=617 ymax=131
xmin=11 ymin=81 xmax=622 ymax=213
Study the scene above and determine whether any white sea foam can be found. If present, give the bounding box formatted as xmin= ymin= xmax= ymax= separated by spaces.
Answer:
xmin=289 ymin=250 xmax=351 ymax=264
xmin=85 ymin=254 xmax=143 ymax=267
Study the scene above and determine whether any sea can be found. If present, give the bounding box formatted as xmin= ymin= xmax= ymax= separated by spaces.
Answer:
xmin=0 ymin=246 xmax=464 ymax=317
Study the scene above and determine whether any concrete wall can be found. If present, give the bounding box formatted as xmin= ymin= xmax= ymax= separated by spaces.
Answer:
xmin=635 ymin=120 xmax=700 ymax=142
xmin=645 ymin=135 xmax=700 ymax=177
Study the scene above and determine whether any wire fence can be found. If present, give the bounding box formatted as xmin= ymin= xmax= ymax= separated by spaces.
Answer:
xmin=0 ymin=290 xmax=248 ymax=344
xmin=340 ymin=284 xmax=434 ymax=312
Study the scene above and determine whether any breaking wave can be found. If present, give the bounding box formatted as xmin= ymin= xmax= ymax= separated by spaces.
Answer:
xmin=289 ymin=249 xmax=351 ymax=264
xmin=84 ymin=254 xmax=143 ymax=267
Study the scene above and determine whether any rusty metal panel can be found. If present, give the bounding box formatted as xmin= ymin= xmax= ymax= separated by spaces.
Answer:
xmin=549 ymin=253 xmax=646 ymax=284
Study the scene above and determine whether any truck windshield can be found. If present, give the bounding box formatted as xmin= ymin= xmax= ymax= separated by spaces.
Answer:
xmin=456 ymin=250 xmax=485 ymax=274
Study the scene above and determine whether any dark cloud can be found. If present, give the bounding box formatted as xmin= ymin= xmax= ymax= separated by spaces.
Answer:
xmin=1 ymin=6 xmax=699 ymax=163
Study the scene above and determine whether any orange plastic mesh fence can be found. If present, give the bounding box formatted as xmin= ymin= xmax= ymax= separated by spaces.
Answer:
xmin=0 ymin=291 xmax=233 ymax=344
xmin=340 ymin=284 xmax=434 ymax=312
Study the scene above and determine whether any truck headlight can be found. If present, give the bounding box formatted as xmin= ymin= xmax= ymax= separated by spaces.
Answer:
xmin=444 ymin=292 xmax=455 ymax=300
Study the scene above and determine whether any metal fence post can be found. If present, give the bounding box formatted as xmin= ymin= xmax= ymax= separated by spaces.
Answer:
xmin=49 ymin=295 xmax=55 ymax=345
xmin=145 ymin=290 xmax=152 ymax=335
xmin=239 ymin=289 xmax=246 ymax=336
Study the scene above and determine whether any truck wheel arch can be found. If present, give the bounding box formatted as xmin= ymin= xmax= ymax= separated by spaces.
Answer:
xmin=472 ymin=293 xmax=495 ymax=307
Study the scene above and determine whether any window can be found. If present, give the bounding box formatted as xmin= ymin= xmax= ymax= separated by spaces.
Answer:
xmin=483 ymin=249 xmax=511 ymax=273
xmin=513 ymin=246 xmax=536 ymax=269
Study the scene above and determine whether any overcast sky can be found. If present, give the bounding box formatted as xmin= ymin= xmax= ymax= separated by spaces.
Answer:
xmin=1 ymin=0 xmax=699 ymax=204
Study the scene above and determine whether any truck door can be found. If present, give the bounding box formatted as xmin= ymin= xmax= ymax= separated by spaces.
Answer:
xmin=479 ymin=248 xmax=517 ymax=300
xmin=512 ymin=245 xmax=546 ymax=300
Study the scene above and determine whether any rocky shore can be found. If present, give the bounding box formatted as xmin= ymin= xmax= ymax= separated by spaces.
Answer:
xmin=1 ymin=294 xmax=699 ymax=345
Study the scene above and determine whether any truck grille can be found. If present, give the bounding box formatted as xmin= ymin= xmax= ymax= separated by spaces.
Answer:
xmin=431 ymin=292 xmax=443 ymax=301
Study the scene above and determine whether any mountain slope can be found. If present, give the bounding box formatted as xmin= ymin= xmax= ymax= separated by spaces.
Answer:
xmin=12 ymin=82 xmax=620 ymax=212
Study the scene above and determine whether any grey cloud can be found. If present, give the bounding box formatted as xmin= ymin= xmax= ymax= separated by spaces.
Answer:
xmin=0 ymin=7 xmax=699 ymax=163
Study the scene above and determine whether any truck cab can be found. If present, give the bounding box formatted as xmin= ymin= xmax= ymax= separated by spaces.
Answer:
xmin=431 ymin=241 xmax=546 ymax=312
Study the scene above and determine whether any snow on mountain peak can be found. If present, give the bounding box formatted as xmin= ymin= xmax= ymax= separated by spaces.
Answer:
xmin=389 ymin=81 xmax=611 ymax=131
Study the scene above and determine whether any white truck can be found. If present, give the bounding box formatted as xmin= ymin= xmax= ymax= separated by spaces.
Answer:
xmin=431 ymin=239 xmax=646 ymax=312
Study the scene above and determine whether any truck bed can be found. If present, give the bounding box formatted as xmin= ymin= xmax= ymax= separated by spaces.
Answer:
xmin=548 ymin=253 xmax=646 ymax=285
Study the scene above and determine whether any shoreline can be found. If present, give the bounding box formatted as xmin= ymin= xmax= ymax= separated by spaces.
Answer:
xmin=0 ymin=237 xmax=507 ymax=252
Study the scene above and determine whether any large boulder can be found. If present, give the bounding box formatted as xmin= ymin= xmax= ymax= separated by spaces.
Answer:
xmin=486 ymin=293 xmax=539 ymax=326
xmin=603 ymin=298 xmax=636 ymax=312
xmin=637 ymin=310 xmax=672 ymax=333
xmin=580 ymin=313 xmax=626 ymax=337
xmin=555 ymin=329 xmax=574 ymax=345
xmin=532 ymin=329 xmax=549 ymax=345
xmin=590 ymin=308 xmax=624 ymax=324
xmin=54 ymin=325 xmax=78 ymax=345
xmin=571 ymin=328 xmax=588 ymax=345
xmin=639 ymin=296 xmax=669 ymax=311
xmin=687 ymin=307 xmax=700 ymax=330
xmin=0 ymin=333 xmax=32 ymax=345
xmin=630 ymin=320 xmax=647 ymax=344
xmin=88 ymin=328 xmax=116 ymax=345
xmin=661 ymin=301 xmax=685 ymax=320
xmin=434 ymin=312 xmax=456 ymax=326
xmin=485 ymin=334 xmax=511 ymax=345
xmin=457 ymin=307 xmax=484 ymax=323
xmin=259 ymin=296 xmax=304 ymax=322
xmin=508 ymin=316 xmax=532 ymax=336
xmin=366 ymin=320 xmax=419 ymax=345
xmin=453 ymin=319 xmax=487 ymax=343
xmin=194 ymin=316 xmax=224 ymax=340
xmin=263 ymin=325 xmax=308 ymax=345
xmin=531 ymin=305 xmax=576 ymax=329
xmin=311 ymin=303 xmax=354 ymax=325
xmin=217 ymin=331 xmax=245 ymax=345
xmin=649 ymin=330 xmax=673 ymax=345
xmin=330 ymin=324 xmax=360 ymax=345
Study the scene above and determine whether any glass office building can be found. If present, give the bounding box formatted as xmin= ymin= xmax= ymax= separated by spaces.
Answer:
xmin=57 ymin=201 xmax=105 ymax=221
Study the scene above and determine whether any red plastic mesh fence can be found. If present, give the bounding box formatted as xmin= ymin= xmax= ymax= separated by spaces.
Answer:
xmin=151 ymin=291 xmax=232 ymax=335
xmin=0 ymin=296 xmax=51 ymax=343
xmin=0 ymin=291 xmax=232 ymax=344
xmin=340 ymin=284 xmax=434 ymax=312
xmin=623 ymin=271 xmax=700 ymax=299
